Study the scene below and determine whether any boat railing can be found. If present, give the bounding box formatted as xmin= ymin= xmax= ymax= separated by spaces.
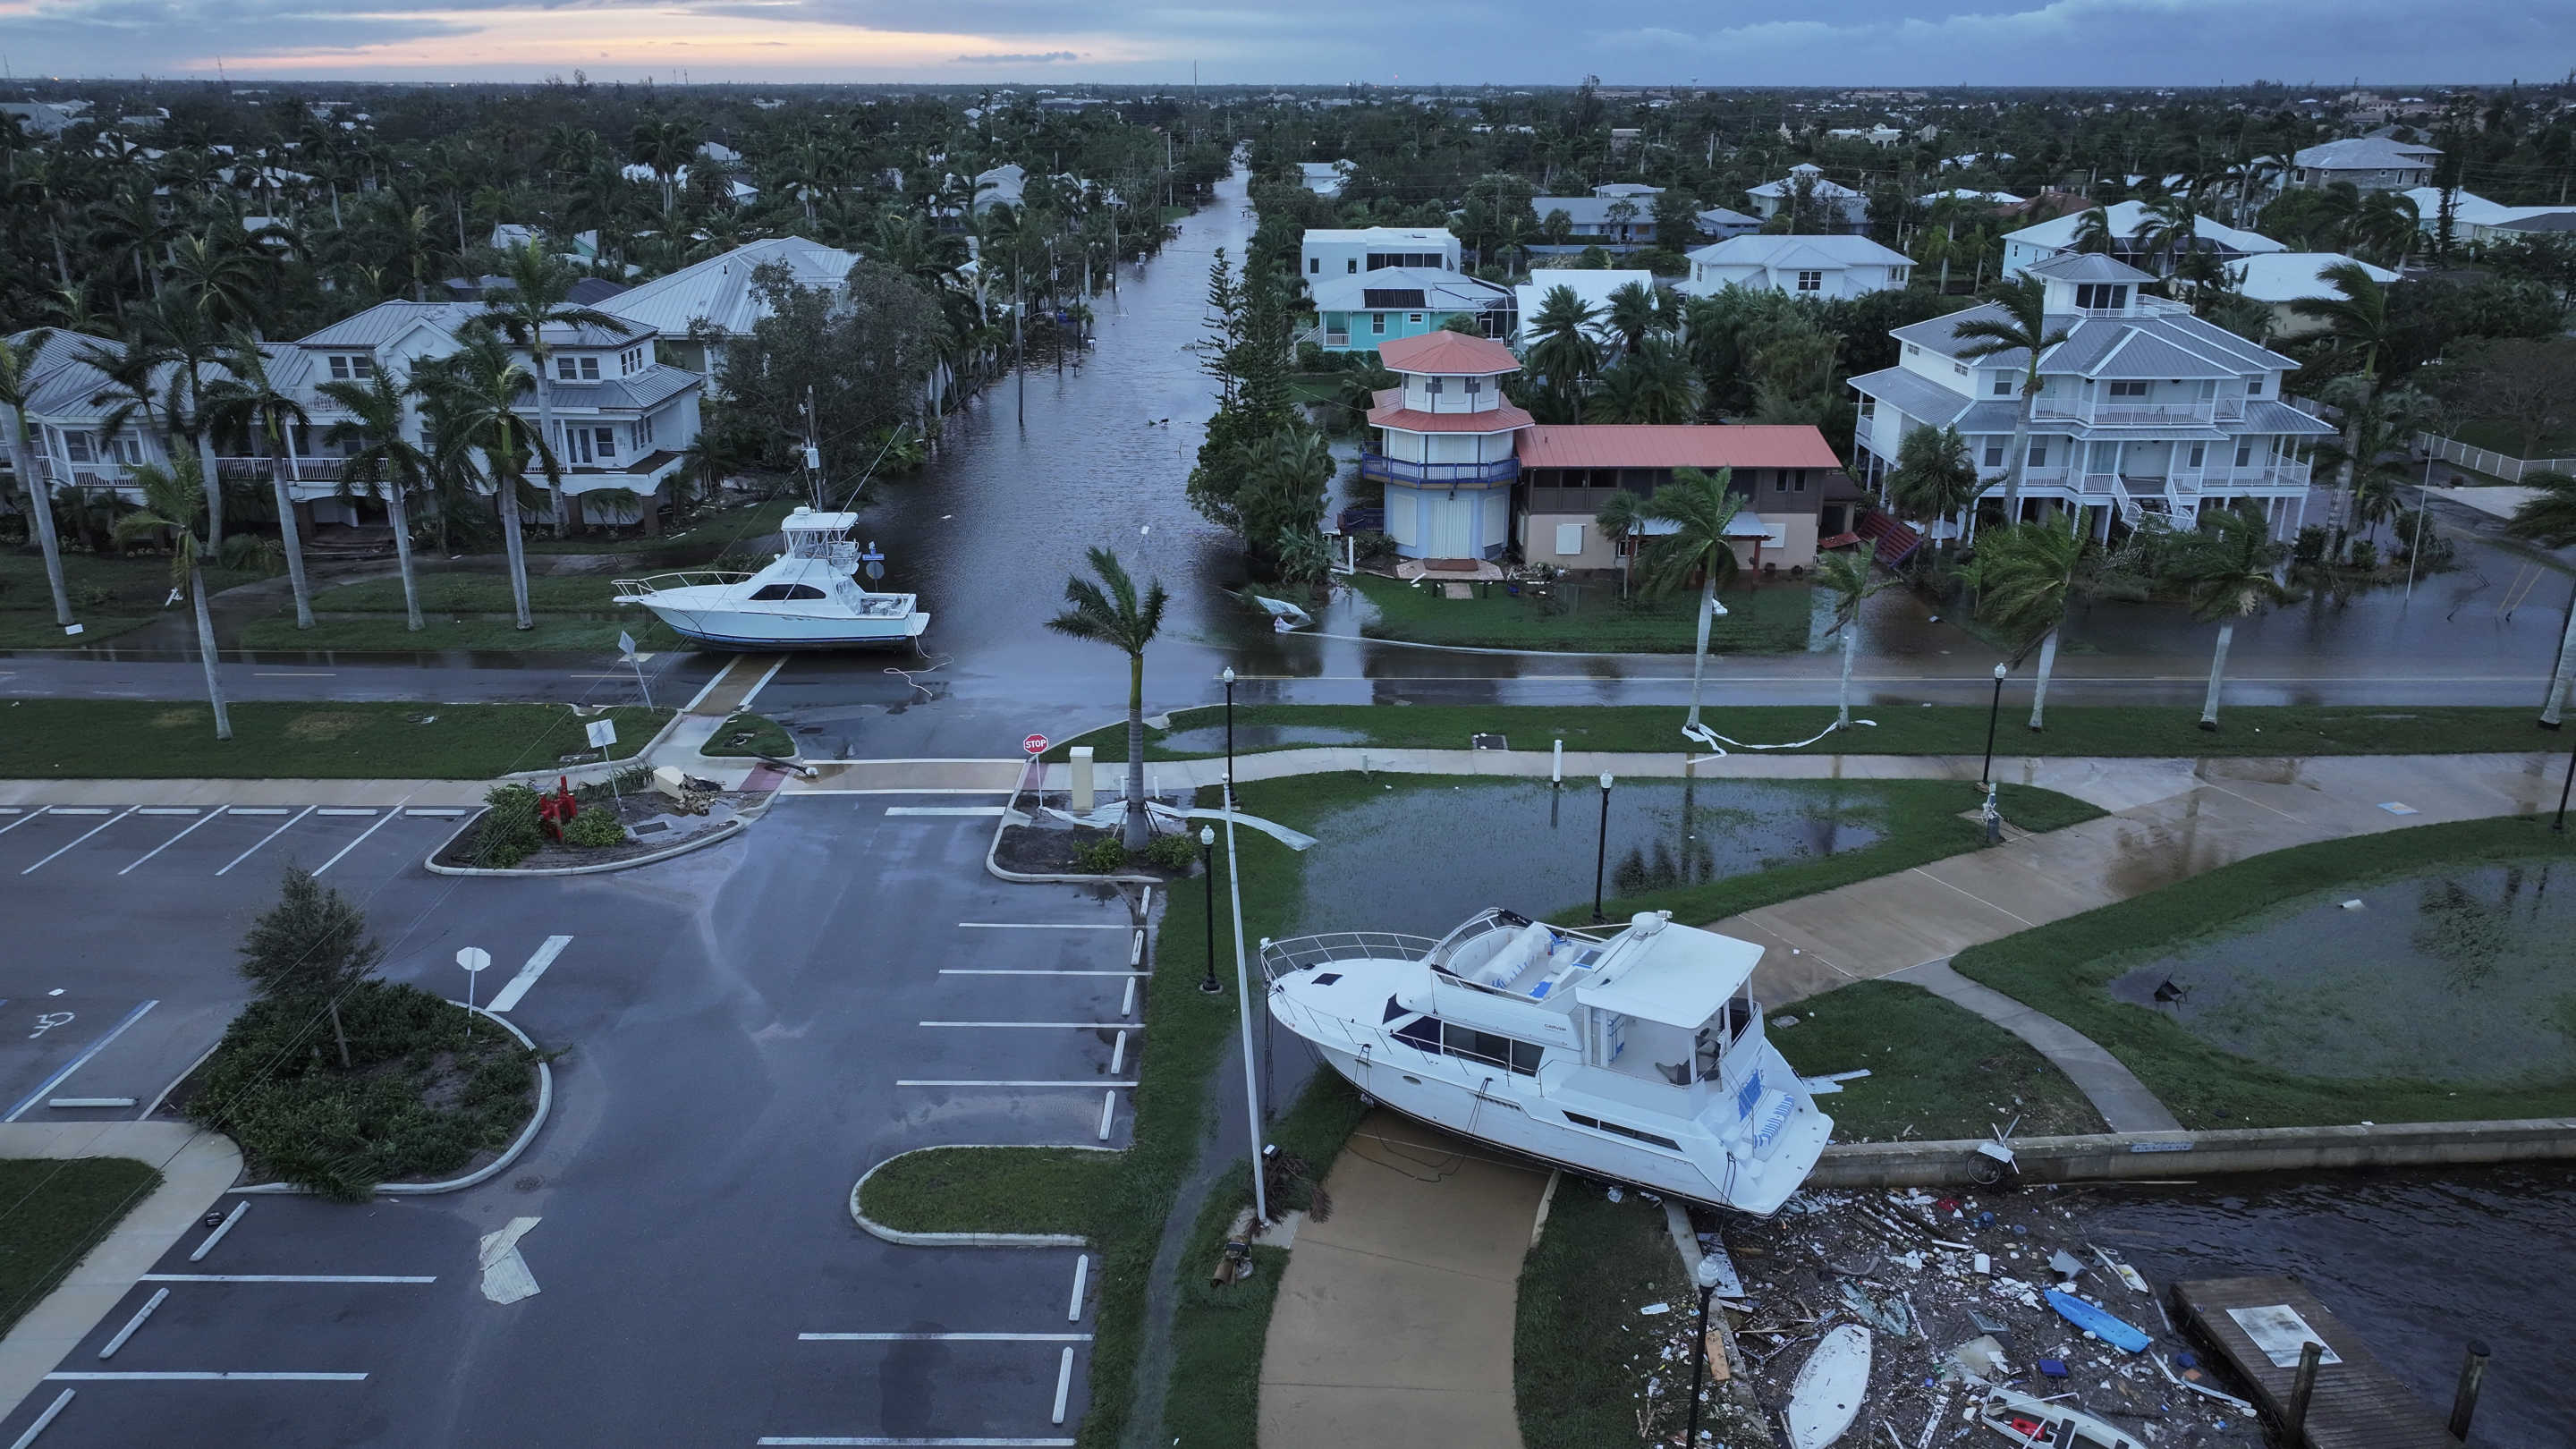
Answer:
xmin=612 ymin=570 xmax=755 ymax=597
xmin=1258 ymin=931 xmax=1438 ymax=984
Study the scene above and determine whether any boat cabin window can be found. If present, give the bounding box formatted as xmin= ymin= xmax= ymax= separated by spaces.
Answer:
xmin=748 ymin=583 xmax=829 ymax=601
xmin=1390 ymin=1014 xmax=1544 ymax=1075
xmin=1562 ymin=1112 xmax=1681 ymax=1151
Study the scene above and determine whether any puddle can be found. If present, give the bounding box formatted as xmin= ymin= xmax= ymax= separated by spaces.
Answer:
xmin=1157 ymin=724 xmax=1368 ymax=752
xmin=1288 ymin=778 xmax=1886 ymax=935
xmin=2107 ymin=860 xmax=2576 ymax=1085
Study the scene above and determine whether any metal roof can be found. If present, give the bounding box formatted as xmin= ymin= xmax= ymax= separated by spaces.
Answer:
xmin=1894 ymin=302 xmax=2299 ymax=376
xmin=602 ymin=236 xmax=859 ymax=339
xmin=543 ymin=364 xmax=702 ymax=412
xmin=1376 ymin=332 xmax=1523 ymax=377
xmin=294 ymin=300 xmax=479 ymax=350
xmin=1846 ymin=367 xmax=1973 ymax=428
xmin=1686 ymin=234 xmax=1912 ymax=269
xmin=2293 ymin=137 xmax=2441 ymax=169
xmin=1514 ymin=424 xmax=1842 ymax=470
xmin=2224 ymin=252 xmax=2398 ymax=302
xmin=1309 ymin=267 xmax=1510 ymax=314
xmin=1367 ymin=394 xmax=1532 ymax=434
xmin=2024 ymin=251 xmax=2152 ymax=283
xmin=2004 ymin=201 xmax=2285 ymax=257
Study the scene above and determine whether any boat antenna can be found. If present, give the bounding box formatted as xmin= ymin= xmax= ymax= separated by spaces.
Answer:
xmin=801 ymin=386 xmax=915 ymax=517
xmin=826 ymin=428 xmax=909 ymax=517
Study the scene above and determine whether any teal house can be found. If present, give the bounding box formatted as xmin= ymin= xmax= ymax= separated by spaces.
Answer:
xmin=1307 ymin=267 xmax=1516 ymax=354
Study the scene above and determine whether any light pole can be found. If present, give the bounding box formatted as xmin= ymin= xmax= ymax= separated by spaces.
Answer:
xmin=1592 ymin=772 xmax=1614 ymax=922
xmin=1980 ymin=663 xmax=2007 ymax=790
xmin=1682 ymin=1255 xmax=1727 ymax=1448
xmin=2555 ymin=734 xmax=2576 ymax=833
xmin=1199 ymin=826 xmax=1221 ymax=994
xmin=1219 ymin=665 xmax=1237 ymax=809
xmin=1222 ymin=772 xmax=1267 ymax=1222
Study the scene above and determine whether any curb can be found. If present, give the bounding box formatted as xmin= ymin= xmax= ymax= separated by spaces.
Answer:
xmin=422 ymin=808 xmax=749 ymax=877
xmin=233 ymin=1004 xmax=553 ymax=1199
xmin=1807 ymin=1114 xmax=2576 ymax=1189
xmin=984 ymin=795 xmax=1159 ymax=887
xmin=849 ymin=1144 xmax=1118 ymax=1248
xmin=496 ymin=707 xmax=682 ymax=785
xmin=136 ymin=1039 xmax=224 ymax=1122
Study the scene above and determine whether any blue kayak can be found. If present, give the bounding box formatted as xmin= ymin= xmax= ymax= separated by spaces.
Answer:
xmin=2044 ymin=1289 xmax=2151 ymax=1352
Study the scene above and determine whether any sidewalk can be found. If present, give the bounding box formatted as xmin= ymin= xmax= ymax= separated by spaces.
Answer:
xmin=0 ymin=1123 xmax=242 ymax=1419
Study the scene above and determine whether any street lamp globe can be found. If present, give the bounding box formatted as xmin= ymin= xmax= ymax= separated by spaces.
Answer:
xmin=1695 ymin=1257 xmax=1727 ymax=1291
xmin=1992 ymin=663 xmax=2008 ymax=681
xmin=1221 ymin=665 xmax=1235 ymax=684
xmin=1199 ymin=825 xmax=1215 ymax=847
xmin=1598 ymin=771 xmax=1614 ymax=792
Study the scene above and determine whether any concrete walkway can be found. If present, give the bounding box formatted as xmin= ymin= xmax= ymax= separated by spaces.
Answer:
xmin=1258 ymin=1112 xmax=1553 ymax=1449
xmin=0 ymin=1123 xmax=242 ymax=1419
xmin=1891 ymin=959 xmax=2180 ymax=1132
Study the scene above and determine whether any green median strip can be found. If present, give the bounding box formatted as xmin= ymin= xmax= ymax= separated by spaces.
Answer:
xmin=1771 ymin=979 xmax=2108 ymax=1141
xmin=699 ymin=712 xmax=797 ymax=758
xmin=1347 ymin=572 xmax=1814 ymax=653
xmin=0 ymin=699 xmax=670 ymax=779
xmin=0 ymin=1158 xmax=165 ymax=1338
xmin=1514 ymin=1181 xmax=1699 ymax=1449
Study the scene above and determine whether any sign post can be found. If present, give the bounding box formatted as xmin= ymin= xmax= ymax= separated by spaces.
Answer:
xmin=456 ymin=947 xmax=491 ymax=1040
xmin=617 ymin=631 xmax=653 ymax=708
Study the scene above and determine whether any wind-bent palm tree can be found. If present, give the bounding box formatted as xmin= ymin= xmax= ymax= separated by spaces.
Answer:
xmin=1959 ymin=521 xmax=2091 ymax=730
xmin=112 ymin=453 xmax=231 ymax=740
xmin=149 ymin=301 xmax=235 ymax=552
xmin=1636 ymin=467 xmax=1745 ymax=735
xmin=1525 ymin=284 xmax=1604 ymax=413
xmin=2290 ymin=260 xmax=2395 ymax=531
xmin=2310 ymin=385 xmax=2436 ymax=548
xmin=1886 ymin=422 xmax=1982 ymax=564
xmin=1594 ymin=489 xmax=1647 ymax=597
xmin=2128 ymin=194 xmax=2198 ymax=276
xmin=321 ymin=369 xmax=432 ymax=632
xmin=2503 ymin=471 xmax=2576 ymax=724
xmin=1046 ymin=547 xmax=1167 ymax=849
xmin=169 ymin=231 xmax=272 ymax=340
xmin=2071 ymin=207 xmax=2115 ymax=255
xmin=425 ymin=333 xmax=556 ymax=630
xmin=0 ymin=329 xmax=76 ymax=630
xmin=629 ymin=117 xmax=699 ymax=216
xmin=2352 ymin=191 xmax=2419 ymax=268
xmin=1953 ymin=275 xmax=2072 ymax=521
xmin=474 ymin=241 xmax=632 ymax=538
xmin=1814 ymin=547 xmax=1892 ymax=728
xmin=2174 ymin=507 xmax=2298 ymax=730
xmin=203 ymin=338 xmax=315 ymax=628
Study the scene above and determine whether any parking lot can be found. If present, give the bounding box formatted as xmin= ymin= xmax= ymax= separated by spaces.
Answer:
xmin=0 ymin=799 xmax=1147 ymax=1446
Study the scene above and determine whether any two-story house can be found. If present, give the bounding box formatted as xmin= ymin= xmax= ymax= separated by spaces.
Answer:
xmin=1680 ymin=234 xmax=1914 ymax=299
xmin=1528 ymin=184 xmax=1668 ymax=254
xmin=1300 ymin=227 xmax=1462 ymax=288
xmin=1308 ymin=269 xmax=1516 ymax=353
xmin=1845 ymin=253 xmax=2335 ymax=542
xmin=1744 ymin=165 xmax=1870 ymax=233
xmin=2292 ymin=137 xmax=2441 ymax=193
xmin=2000 ymin=200 xmax=2285 ymax=279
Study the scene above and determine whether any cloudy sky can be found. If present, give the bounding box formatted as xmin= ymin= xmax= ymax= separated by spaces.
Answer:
xmin=0 ymin=0 xmax=2568 ymax=86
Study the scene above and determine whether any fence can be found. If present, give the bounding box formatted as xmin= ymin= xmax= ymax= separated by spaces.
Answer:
xmin=2412 ymin=432 xmax=2576 ymax=485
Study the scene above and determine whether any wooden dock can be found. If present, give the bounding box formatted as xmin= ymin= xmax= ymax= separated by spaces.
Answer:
xmin=2169 ymin=1276 xmax=2462 ymax=1449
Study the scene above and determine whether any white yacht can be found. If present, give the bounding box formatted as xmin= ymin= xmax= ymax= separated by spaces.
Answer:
xmin=1263 ymin=908 xmax=1832 ymax=1216
xmin=614 ymin=507 xmax=928 ymax=649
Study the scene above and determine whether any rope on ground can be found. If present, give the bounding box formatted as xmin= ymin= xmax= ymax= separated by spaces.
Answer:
xmin=1683 ymin=716 xmax=1877 ymax=758
xmin=884 ymin=652 xmax=949 ymax=702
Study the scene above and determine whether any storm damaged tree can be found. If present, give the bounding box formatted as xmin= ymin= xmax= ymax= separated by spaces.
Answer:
xmin=239 ymin=866 xmax=385 ymax=1071
xmin=714 ymin=258 xmax=946 ymax=502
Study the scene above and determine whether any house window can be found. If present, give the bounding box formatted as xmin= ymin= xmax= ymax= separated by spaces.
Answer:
xmin=326 ymin=354 xmax=374 ymax=380
xmin=2188 ymin=443 xmax=2206 ymax=468
xmin=1370 ymin=313 xmax=1386 ymax=335
xmin=1346 ymin=258 xmax=1359 ymax=273
xmin=1425 ymin=378 xmax=1444 ymax=395
xmin=1555 ymin=523 xmax=1584 ymax=556
xmin=629 ymin=415 xmax=657 ymax=452
xmin=619 ymin=345 xmax=645 ymax=375
xmin=63 ymin=430 xmax=92 ymax=463
xmin=1903 ymin=343 xmax=1921 ymax=359
xmin=2074 ymin=284 xmax=2129 ymax=310
xmin=2235 ymin=440 xmax=2254 ymax=468
xmin=1309 ymin=257 xmax=1319 ymax=274
xmin=1993 ymin=374 xmax=2013 ymax=396
xmin=2108 ymin=380 xmax=2149 ymax=398
xmin=1786 ymin=471 xmax=1806 ymax=493
xmin=1984 ymin=441 xmax=2005 ymax=468
xmin=1953 ymin=363 xmax=1969 ymax=377
xmin=2247 ymin=376 xmax=2267 ymax=397
xmin=1408 ymin=313 xmax=1424 ymax=326
xmin=2028 ymin=442 xmax=2048 ymax=467
xmin=555 ymin=356 xmax=601 ymax=382
xmin=1464 ymin=378 xmax=1481 ymax=396
xmin=592 ymin=426 xmax=614 ymax=459
xmin=1796 ymin=269 xmax=1824 ymax=292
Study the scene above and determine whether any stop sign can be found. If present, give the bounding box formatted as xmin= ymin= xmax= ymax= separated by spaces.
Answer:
xmin=1023 ymin=733 xmax=1049 ymax=755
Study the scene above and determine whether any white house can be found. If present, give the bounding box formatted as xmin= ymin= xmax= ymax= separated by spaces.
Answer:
xmin=1744 ymin=164 xmax=1869 ymax=233
xmin=601 ymin=235 xmax=860 ymax=376
xmin=2222 ymin=253 xmax=2400 ymax=338
xmin=1696 ymin=208 xmax=1763 ymax=241
xmin=2292 ymin=137 xmax=2440 ymax=192
xmin=1300 ymin=227 xmax=1462 ymax=286
xmin=1510 ymin=270 xmax=1659 ymax=347
xmin=2001 ymin=199 xmax=2285 ymax=279
xmin=1681 ymin=234 xmax=1913 ymax=300
xmin=2400 ymin=187 xmax=2576 ymax=245
xmin=1845 ymin=252 xmax=2335 ymax=542
xmin=1297 ymin=160 xmax=1356 ymax=198
xmin=1528 ymin=193 xmax=1666 ymax=252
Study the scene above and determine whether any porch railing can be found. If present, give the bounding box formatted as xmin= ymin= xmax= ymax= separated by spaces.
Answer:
xmin=1359 ymin=453 xmax=1519 ymax=487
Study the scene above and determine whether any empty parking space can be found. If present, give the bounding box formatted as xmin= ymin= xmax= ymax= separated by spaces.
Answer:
xmin=0 ymin=803 xmax=458 ymax=886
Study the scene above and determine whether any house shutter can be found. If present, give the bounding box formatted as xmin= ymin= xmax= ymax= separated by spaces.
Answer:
xmin=1554 ymin=523 xmax=1584 ymax=556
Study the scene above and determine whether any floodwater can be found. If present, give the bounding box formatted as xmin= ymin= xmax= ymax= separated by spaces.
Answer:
xmin=2076 ymin=1165 xmax=2576 ymax=1448
xmin=1284 ymin=776 xmax=1885 ymax=936
xmin=1156 ymin=723 xmax=1368 ymax=751
xmin=2106 ymin=860 xmax=2576 ymax=1084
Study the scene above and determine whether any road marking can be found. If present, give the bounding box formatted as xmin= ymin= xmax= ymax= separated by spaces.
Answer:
xmin=47 ymin=1360 xmax=368 ymax=1371
xmin=312 ymin=809 xmax=402 ymax=876
xmin=44 ymin=1372 xmax=367 ymax=1382
xmin=313 ymin=808 xmax=378 ymax=818
xmin=756 ymin=1439 xmax=1076 ymax=1447
xmin=138 ymin=1274 xmax=436 ymax=1284
xmin=47 ymin=808 xmax=110 ymax=816
xmin=486 ymin=936 xmax=572 ymax=1013
xmin=97 ymin=1289 xmax=168 ymax=1359
xmin=405 ymin=808 xmax=467 ymax=818
xmin=4 ymin=1001 xmax=158 ymax=1123
xmin=133 ymin=808 xmax=199 ymax=817
xmin=252 ymin=672 xmax=335 ymax=677
xmin=938 ymin=970 xmax=1148 ymax=978
xmin=1067 ymin=1257 xmax=1088 ymax=1323
xmin=227 ymin=808 xmax=289 ymax=816
xmin=216 ymin=806 xmax=313 ymax=875
xmin=1097 ymin=1091 xmax=1115 ymax=1141
xmin=121 ymin=807 xmax=226 ymax=875
xmin=7 ymin=1388 xmax=72 ymax=1448
xmin=956 ymin=923 xmax=1123 ymax=930
xmin=884 ymin=806 xmax=1007 ymax=817
xmin=47 ymin=1097 xmax=137 ymax=1109
xmin=1051 ymin=1345 xmax=1074 ymax=1424
xmin=190 ymin=1202 xmax=249 ymax=1262
xmin=919 ymin=1022 xmax=1130 ymax=1030
xmin=0 ymin=808 xmax=46 ymax=836
xmin=1906 ymin=868 xmax=2038 ymax=929
xmin=21 ymin=807 xmax=135 ymax=873
xmin=796 ymin=1333 xmax=1093 ymax=1343
xmin=896 ymin=1080 xmax=1135 ymax=1089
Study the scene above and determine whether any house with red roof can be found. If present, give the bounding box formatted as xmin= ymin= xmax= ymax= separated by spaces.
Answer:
xmin=1357 ymin=332 xmax=1854 ymax=570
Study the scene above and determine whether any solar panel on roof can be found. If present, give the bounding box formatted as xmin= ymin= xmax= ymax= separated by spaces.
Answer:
xmin=1361 ymin=289 xmax=1427 ymax=309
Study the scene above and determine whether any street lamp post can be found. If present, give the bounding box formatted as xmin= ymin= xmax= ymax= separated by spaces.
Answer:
xmin=1682 ymin=1256 xmax=1727 ymax=1448
xmin=1592 ymin=772 xmax=1614 ymax=922
xmin=1199 ymin=826 xmax=1221 ymax=994
xmin=1221 ymin=772 xmax=1267 ymax=1222
xmin=2555 ymin=736 xmax=2576 ymax=834
xmin=1220 ymin=666 xmax=1237 ymax=809
xmin=1980 ymin=663 xmax=2007 ymax=790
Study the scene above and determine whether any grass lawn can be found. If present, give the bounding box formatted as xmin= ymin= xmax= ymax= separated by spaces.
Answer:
xmin=1514 ymin=1181 xmax=1696 ymax=1449
xmin=0 ymin=699 xmax=669 ymax=779
xmin=234 ymin=572 xmax=691 ymax=653
xmin=859 ymin=1147 xmax=1117 ymax=1235
xmin=301 ymin=574 xmax=640 ymax=613
xmin=514 ymin=495 xmax=800 ymax=555
xmin=1056 ymin=702 xmax=2572 ymax=764
xmin=0 ymin=547 xmax=267 ymax=648
xmin=699 ymin=712 xmax=796 ymax=758
xmin=1952 ymin=814 xmax=2576 ymax=1129
xmin=1771 ymin=979 xmax=2106 ymax=1141
xmin=0 ymin=1158 xmax=163 ymax=1338
xmin=2451 ymin=418 xmax=2576 ymax=462
xmin=1350 ymin=572 xmax=1813 ymax=653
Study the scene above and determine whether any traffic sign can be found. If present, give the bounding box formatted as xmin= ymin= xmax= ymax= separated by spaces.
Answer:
xmin=455 ymin=947 xmax=491 ymax=973
xmin=1023 ymin=733 xmax=1049 ymax=756
xmin=586 ymin=718 xmax=618 ymax=749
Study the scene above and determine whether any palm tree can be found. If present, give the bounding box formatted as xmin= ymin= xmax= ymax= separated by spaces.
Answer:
xmin=168 ymin=231 xmax=271 ymax=340
xmin=474 ymin=241 xmax=632 ymax=538
xmin=321 ymin=369 xmax=431 ymax=631
xmin=2290 ymin=260 xmax=2396 ymax=532
xmin=2508 ymin=471 xmax=2576 ymax=724
xmin=203 ymin=338 xmax=315 ymax=628
xmin=1591 ymin=336 xmax=1705 ymax=425
xmin=1813 ymin=547 xmax=1892 ymax=728
xmin=0 ymin=329 xmax=75 ymax=630
xmin=2172 ymin=508 xmax=2298 ymax=730
xmin=1952 ymin=275 xmax=2072 ymax=521
xmin=629 ymin=118 xmax=699 ymax=216
xmin=1635 ymin=467 xmax=1745 ymax=735
xmin=2128 ymin=194 xmax=2197 ymax=275
xmin=111 ymin=453 xmax=231 ymax=740
xmin=1885 ymin=423 xmax=1981 ymax=564
xmin=148 ymin=301 xmax=236 ymax=552
xmin=2071 ymin=207 xmax=2115 ymax=255
xmin=2352 ymin=191 xmax=2419 ymax=268
xmin=1604 ymin=281 xmax=1659 ymax=354
xmin=424 ymin=333 xmax=555 ymax=629
xmin=2309 ymin=386 xmax=2436 ymax=548
xmin=1594 ymin=489 xmax=1647 ymax=598
xmin=1958 ymin=521 xmax=2091 ymax=729
xmin=1046 ymin=547 xmax=1167 ymax=849
xmin=1525 ymin=284 xmax=1603 ymax=411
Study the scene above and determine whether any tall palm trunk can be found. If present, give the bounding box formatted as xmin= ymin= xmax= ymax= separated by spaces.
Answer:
xmin=497 ymin=483 xmax=533 ymax=630
xmin=2028 ymin=627 xmax=2059 ymax=730
xmin=531 ymin=369 xmax=569 ymax=538
xmin=189 ymin=563 xmax=233 ymax=740
xmin=386 ymin=481 xmax=424 ymax=631
xmin=272 ymin=434 xmax=313 ymax=630
xmin=2199 ymin=622 xmax=2234 ymax=729
xmin=191 ymin=427 xmax=225 ymax=552
xmin=2539 ymin=588 xmax=2576 ymax=727
xmin=1835 ymin=613 xmax=1857 ymax=727
xmin=1123 ymin=653 xmax=1148 ymax=848
xmin=6 ymin=428 xmax=74 ymax=627
xmin=1683 ymin=578 xmax=1716 ymax=731
xmin=2001 ymin=379 xmax=2036 ymax=521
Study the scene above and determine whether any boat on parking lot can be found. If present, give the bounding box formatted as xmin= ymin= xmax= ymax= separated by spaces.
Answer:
xmin=1260 ymin=906 xmax=1832 ymax=1216
xmin=613 ymin=506 xmax=928 ymax=649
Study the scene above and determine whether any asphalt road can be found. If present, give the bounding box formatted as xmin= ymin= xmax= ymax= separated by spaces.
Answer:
xmin=0 ymin=803 xmax=1148 ymax=1447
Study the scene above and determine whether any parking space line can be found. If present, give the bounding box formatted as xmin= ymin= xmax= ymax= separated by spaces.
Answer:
xmin=956 ymin=923 xmax=1123 ymax=931
xmin=895 ymin=1080 xmax=1134 ymax=1089
xmin=884 ymin=807 xmax=1008 ymax=817
xmin=47 ymin=808 xmax=110 ymax=816
xmin=7 ymin=1388 xmax=72 ymax=1448
xmin=4 ymin=1001 xmax=158 ymax=1123
xmin=1051 ymin=1345 xmax=1073 ymax=1424
xmin=919 ymin=1022 xmax=1129 ymax=1029
xmin=0 ymin=808 xmax=44 ymax=836
xmin=405 ymin=809 xmax=468 ymax=818
xmin=133 ymin=808 xmax=199 ymax=817
xmin=311 ymin=809 xmax=402 ymax=876
xmin=938 ymin=970 xmax=1148 ymax=978
xmin=487 ymin=936 xmax=573 ymax=1014
xmin=312 ymin=809 xmax=378 ymax=818
xmin=228 ymin=808 xmax=289 ymax=816
xmin=796 ymin=1333 xmax=1092 ymax=1343
xmin=189 ymin=1202 xmax=249 ymax=1262
xmin=97 ymin=1288 xmax=168 ymax=1359
xmin=139 ymin=1274 xmax=436 ymax=1284
xmin=121 ymin=807 xmax=225 ymax=875
xmin=216 ymin=806 xmax=313 ymax=875
xmin=45 ymin=1372 xmax=367 ymax=1382
xmin=21 ymin=806 xmax=136 ymax=873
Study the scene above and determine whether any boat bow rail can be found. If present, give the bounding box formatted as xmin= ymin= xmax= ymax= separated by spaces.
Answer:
xmin=614 ymin=570 xmax=756 ymax=597
xmin=1258 ymin=931 xmax=1439 ymax=984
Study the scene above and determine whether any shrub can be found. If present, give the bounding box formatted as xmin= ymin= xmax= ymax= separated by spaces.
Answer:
xmin=563 ymin=808 xmax=627 ymax=848
xmin=470 ymin=784 xmax=544 ymax=868
xmin=1352 ymin=530 xmax=1398 ymax=567
xmin=2292 ymin=523 xmax=2330 ymax=566
xmin=1073 ymin=837 xmax=1131 ymax=874
xmin=1138 ymin=832 xmax=1202 ymax=871
xmin=2345 ymin=538 xmax=2379 ymax=572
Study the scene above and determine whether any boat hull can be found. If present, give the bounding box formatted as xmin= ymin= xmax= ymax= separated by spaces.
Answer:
xmin=634 ymin=602 xmax=931 ymax=650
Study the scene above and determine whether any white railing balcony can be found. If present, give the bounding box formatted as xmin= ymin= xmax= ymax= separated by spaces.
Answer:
xmin=2031 ymin=396 xmax=2220 ymax=428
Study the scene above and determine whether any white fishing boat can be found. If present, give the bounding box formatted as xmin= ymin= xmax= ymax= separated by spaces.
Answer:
xmin=1261 ymin=907 xmax=1833 ymax=1216
xmin=613 ymin=507 xmax=928 ymax=649
xmin=1974 ymin=1386 xmax=2146 ymax=1449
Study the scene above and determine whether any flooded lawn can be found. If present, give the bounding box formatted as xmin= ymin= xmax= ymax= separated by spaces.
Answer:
xmin=2107 ymin=860 xmax=2576 ymax=1086
xmin=1288 ymin=777 xmax=1887 ymax=934
xmin=1156 ymin=723 xmax=1369 ymax=752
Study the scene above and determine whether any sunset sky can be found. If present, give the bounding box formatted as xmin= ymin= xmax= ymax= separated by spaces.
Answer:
xmin=0 ymin=0 xmax=2567 ymax=85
